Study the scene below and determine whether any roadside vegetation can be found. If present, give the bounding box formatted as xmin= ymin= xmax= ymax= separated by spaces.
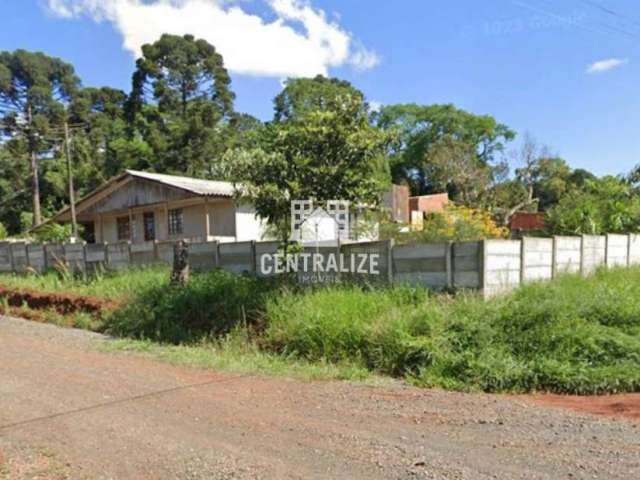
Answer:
xmin=2 ymin=266 xmax=640 ymax=394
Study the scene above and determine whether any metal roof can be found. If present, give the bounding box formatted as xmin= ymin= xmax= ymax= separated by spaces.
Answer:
xmin=126 ymin=170 xmax=236 ymax=197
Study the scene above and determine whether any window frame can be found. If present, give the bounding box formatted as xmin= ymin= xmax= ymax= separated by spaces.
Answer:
xmin=143 ymin=212 xmax=156 ymax=241
xmin=168 ymin=208 xmax=184 ymax=236
xmin=116 ymin=216 xmax=130 ymax=241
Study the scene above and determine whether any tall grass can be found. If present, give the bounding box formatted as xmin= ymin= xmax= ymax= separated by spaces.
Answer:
xmin=5 ymin=264 xmax=640 ymax=394
xmin=105 ymin=270 xmax=275 ymax=343
xmin=0 ymin=267 xmax=168 ymax=300
xmin=263 ymin=268 xmax=640 ymax=394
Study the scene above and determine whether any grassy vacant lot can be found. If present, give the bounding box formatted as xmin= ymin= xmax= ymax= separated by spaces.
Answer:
xmin=1 ymin=266 xmax=639 ymax=394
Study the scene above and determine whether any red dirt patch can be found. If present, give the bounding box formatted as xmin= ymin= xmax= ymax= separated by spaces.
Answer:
xmin=516 ymin=393 xmax=640 ymax=421
xmin=0 ymin=285 xmax=117 ymax=317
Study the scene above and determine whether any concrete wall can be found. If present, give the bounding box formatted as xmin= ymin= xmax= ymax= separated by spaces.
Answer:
xmin=26 ymin=243 xmax=46 ymax=273
xmin=10 ymin=242 xmax=28 ymax=273
xmin=341 ymin=240 xmax=393 ymax=284
xmin=452 ymin=241 xmax=482 ymax=289
xmin=606 ymin=234 xmax=629 ymax=267
xmin=255 ymin=241 xmax=280 ymax=277
xmin=393 ymin=242 xmax=450 ymax=289
xmin=64 ymin=243 xmax=86 ymax=272
xmin=629 ymin=234 xmax=640 ymax=265
xmin=3 ymin=233 xmax=640 ymax=299
xmin=106 ymin=242 xmax=131 ymax=271
xmin=130 ymin=241 xmax=156 ymax=266
xmin=218 ymin=241 xmax=255 ymax=274
xmin=581 ymin=235 xmax=606 ymax=275
xmin=0 ymin=242 xmax=12 ymax=273
xmin=553 ymin=236 xmax=582 ymax=275
xmin=483 ymin=239 xmax=521 ymax=297
xmin=189 ymin=241 xmax=219 ymax=272
xmin=521 ymin=237 xmax=553 ymax=282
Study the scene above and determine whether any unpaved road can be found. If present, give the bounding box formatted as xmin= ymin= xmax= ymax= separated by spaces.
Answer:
xmin=0 ymin=316 xmax=638 ymax=479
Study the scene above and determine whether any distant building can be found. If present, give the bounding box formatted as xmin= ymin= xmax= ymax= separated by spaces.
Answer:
xmin=382 ymin=185 xmax=410 ymax=223
xmin=409 ymin=193 xmax=449 ymax=214
xmin=509 ymin=212 xmax=546 ymax=234
xmin=46 ymin=170 xmax=268 ymax=244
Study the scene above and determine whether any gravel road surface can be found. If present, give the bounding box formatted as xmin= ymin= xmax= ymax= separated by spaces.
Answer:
xmin=0 ymin=316 xmax=638 ymax=479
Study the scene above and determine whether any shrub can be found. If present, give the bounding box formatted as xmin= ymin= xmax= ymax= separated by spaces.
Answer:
xmin=0 ymin=222 xmax=6 ymax=239
xmin=263 ymin=268 xmax=640 ymax=394
xmin=105 ymin=270 xmax=274 ymax=343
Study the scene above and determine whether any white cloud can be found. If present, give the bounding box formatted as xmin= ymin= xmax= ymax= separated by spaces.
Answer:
xmin=44 ymin=0 xmax=380 ymax=78
xmin=586 ymin=58 xmax=628 ymax=74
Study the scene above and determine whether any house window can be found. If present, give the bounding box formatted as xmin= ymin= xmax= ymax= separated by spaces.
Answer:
xmin=116 ymin=216 xmax=130 ymax=241
xmin=168 ymin=208 xmax=184 ymax=235
xmin=143 ymin=212 xmax=155 ymax=241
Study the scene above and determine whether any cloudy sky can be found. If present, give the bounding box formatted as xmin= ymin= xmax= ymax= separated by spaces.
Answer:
xmin=2 ymin=0 xmax=639 ymax=175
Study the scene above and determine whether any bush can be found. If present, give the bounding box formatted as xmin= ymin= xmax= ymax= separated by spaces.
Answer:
xmin=265 ymin=286 xmax=434 ymax=375
xmin=384 ymin=204 xmax=508 ymax=244
xmin=105 ymin=270 xmax=274 ymax=343
xmin=263 ymin=268 xmax=640 ymax=394
xmin=0 ymin=222 xmax=6 ymax=239
xmin=99 ymin=264 xmax=640 ymax=394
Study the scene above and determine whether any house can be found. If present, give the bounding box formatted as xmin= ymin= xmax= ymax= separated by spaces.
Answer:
xmin=46 ymin=170 xmax=268 ymax=244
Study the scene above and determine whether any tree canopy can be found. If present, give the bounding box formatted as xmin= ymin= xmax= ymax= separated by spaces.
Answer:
xmin=0 ymin=39 xmax=638 ymax=240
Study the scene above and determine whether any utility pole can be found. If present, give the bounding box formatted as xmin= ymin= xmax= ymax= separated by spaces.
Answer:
xmin=27 ymin=104 xmax=42 ymax=227
xmin=64 ymin=120 xmax=78 ymax=240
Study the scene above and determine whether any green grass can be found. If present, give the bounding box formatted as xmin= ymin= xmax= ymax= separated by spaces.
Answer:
xmin=99 ymin=331 xmax=372 ymax=382
xmin=0 ymin=266 xmax=168 ymax=300
xmin=263 ymin=268 xmax=640 ymax=394
xmin=3 ymin=265 xmax=640 ymax=394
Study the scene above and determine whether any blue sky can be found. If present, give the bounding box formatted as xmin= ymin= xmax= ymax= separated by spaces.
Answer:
xmin=2 ymin=0 xmax=639 ymax=176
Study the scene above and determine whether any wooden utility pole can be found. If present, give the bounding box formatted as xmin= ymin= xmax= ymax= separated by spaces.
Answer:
xmin=27 ymin=104 xmax=41 ymax=227
xmin=64 ymin=121 xmax=78 ymax=240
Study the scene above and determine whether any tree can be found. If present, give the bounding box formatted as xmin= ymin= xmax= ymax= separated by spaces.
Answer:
xmin=375 ymin=103 xmax=515 ymax=194
xmin=546 ymin=176 xmax=640 ymax=234
xmin=424 ymin=135 xmax=493 ymax=205
xmin=224 ymin=76 xmax=391 ymax=241
xmin=0 ymin=50 xmax=79 ymax=226
xmin=128 ymin=34 xmax=236 ymax=176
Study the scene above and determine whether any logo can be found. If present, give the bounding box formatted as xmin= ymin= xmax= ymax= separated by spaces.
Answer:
xmin=259 ymin=200 xmax=380 ymax=283
xmin=290 ymin=199 xmax=350 ymax=246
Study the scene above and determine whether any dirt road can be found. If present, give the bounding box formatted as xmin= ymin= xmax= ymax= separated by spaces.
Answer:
xmin=0 ymin=316 xmax=638 ymax=479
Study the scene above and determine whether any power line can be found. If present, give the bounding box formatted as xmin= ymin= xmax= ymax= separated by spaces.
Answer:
xmin=579 ymin=0 xmax=640 ymax=29
xmin=512 ymin=0 xmax=640 ymax=42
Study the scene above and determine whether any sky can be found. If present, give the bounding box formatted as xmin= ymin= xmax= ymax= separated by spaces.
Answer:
xmin=2 ymin=0 xmax=639 ymax=176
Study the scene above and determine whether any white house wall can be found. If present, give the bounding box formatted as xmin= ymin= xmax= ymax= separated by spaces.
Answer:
xmin=235 ymin=203 xmax=269 ymax=241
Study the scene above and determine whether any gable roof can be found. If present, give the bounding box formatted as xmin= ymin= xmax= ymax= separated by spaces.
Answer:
xmin=125 ymin=170 xmax=236 ymax=197
xmin=39 ymin=170 xmax=240 ymax=227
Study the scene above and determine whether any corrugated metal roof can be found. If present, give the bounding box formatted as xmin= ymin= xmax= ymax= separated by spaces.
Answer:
xmin=127 ymin=170 xmax=237 ymax=197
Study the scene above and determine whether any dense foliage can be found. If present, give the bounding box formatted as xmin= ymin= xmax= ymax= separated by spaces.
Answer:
xmin=2 ymin=36 xmax=640 ymax=239
xmin=264 ymin=267 xmax=640 ymax=393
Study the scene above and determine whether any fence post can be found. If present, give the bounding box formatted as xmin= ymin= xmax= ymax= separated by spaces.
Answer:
xmin=387 ymin=238 xmax=394 ymax=284
xmin=8 ymin=241 xmax=14 ymax=273
xmin=519 ymin=237 xmax=526 ymax=283
xmin=445 ymin=240 xmax=453 ymax=288
xmin=551 ymin=236 xmax=558 ymax=278
xmin=627 ymin=234 xmax=632 ymax=267
xmin=479 ymin=239 xmax=487 ymax=293
xmin=578 ymin=235 xmax=585 ymax=276
xmin=604 ymin=233 xmax=610 ymax=268
xmin=250 ymin=240 xmax=257 ymax=273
